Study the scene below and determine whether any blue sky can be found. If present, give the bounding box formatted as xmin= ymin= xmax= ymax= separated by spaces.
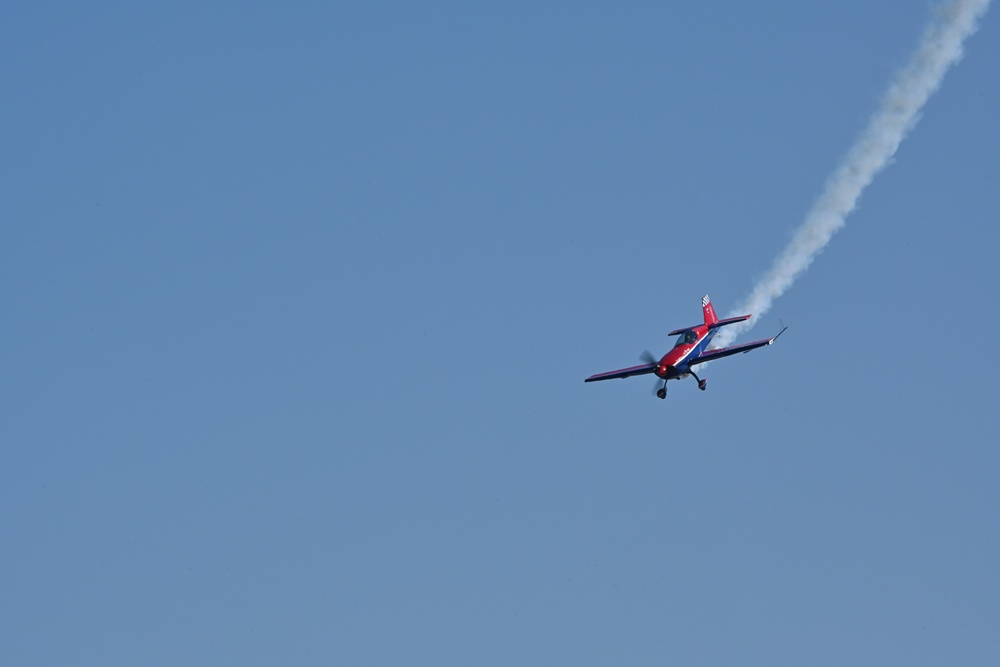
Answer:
xmin=3 ymin=2 xmax=998 ymax=664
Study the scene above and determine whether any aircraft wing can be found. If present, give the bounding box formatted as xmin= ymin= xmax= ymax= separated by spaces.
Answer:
xmin=584 ymin=363 xmax=657 ymax=382
xmin=690 ymin=327 xmax=786 ymax=366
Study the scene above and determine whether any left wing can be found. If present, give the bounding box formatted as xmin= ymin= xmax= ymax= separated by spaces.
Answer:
xmin=584 ymin=363 xmax=657 ymax=382
xmin=690 ymin=327 xmax=787 ymax=366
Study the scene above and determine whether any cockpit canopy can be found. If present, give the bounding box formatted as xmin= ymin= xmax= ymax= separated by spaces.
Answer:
xmin=674 ymin=329 xmax=699 ymax=347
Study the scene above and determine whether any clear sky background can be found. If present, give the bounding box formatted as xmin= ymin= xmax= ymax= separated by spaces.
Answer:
xmin=3 ymin=2 xmax=998 ymax=665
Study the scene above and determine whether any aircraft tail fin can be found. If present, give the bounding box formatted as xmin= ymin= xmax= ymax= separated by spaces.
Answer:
xmin=702 ymin=295 xmax=718 ymax=326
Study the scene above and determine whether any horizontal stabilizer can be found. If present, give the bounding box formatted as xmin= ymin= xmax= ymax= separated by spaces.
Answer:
xmin=708 ymin=314 xmax=751 ymax=330
xmin=667 ymin=324 xmax=701 ymax=336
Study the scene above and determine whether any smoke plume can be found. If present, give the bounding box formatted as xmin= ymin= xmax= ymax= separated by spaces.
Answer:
xmin=713 ymin=0 xmax=991 ymax=349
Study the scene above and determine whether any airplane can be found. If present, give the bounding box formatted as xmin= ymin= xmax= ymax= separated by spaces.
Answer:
xmin=585 ymin=295 xmax=786 ymax=399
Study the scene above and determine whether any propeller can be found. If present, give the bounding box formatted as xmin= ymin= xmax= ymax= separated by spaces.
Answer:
xmin=641 ymin=350 xmax=665 ymax=396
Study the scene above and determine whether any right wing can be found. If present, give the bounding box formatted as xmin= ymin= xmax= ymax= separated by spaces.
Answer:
xmin=689 ymin=338 xmax=773 ymax=365
xmin=584 ymin=363 xmax=657 ymax=383
xmin=690 ymin=325 xmax=787 ymax=366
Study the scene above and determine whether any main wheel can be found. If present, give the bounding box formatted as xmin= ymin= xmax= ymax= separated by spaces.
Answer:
xmin=656 ymin=387 xmax=667 ymax=399
xmin=698 ymin=379 xmax=707 ymax=391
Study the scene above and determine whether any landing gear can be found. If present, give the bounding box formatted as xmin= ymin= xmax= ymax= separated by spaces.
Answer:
xmin=690 ymin=369 xmax=708 ymax=392
xmin=656 ymin=386 xmax=667 ymax=400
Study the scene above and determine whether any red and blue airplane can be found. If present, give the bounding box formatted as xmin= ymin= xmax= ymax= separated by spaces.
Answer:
xmin=585 ymin=295 xmax=786 ymax=399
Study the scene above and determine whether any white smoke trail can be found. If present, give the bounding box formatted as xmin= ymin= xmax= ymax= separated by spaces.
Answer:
xmin=713 ymin=0 xmax=991 ymax=349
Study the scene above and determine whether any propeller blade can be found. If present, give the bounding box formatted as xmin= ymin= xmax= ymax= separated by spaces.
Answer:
xmin=640 ymin=350 xmax=658 ymax=366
